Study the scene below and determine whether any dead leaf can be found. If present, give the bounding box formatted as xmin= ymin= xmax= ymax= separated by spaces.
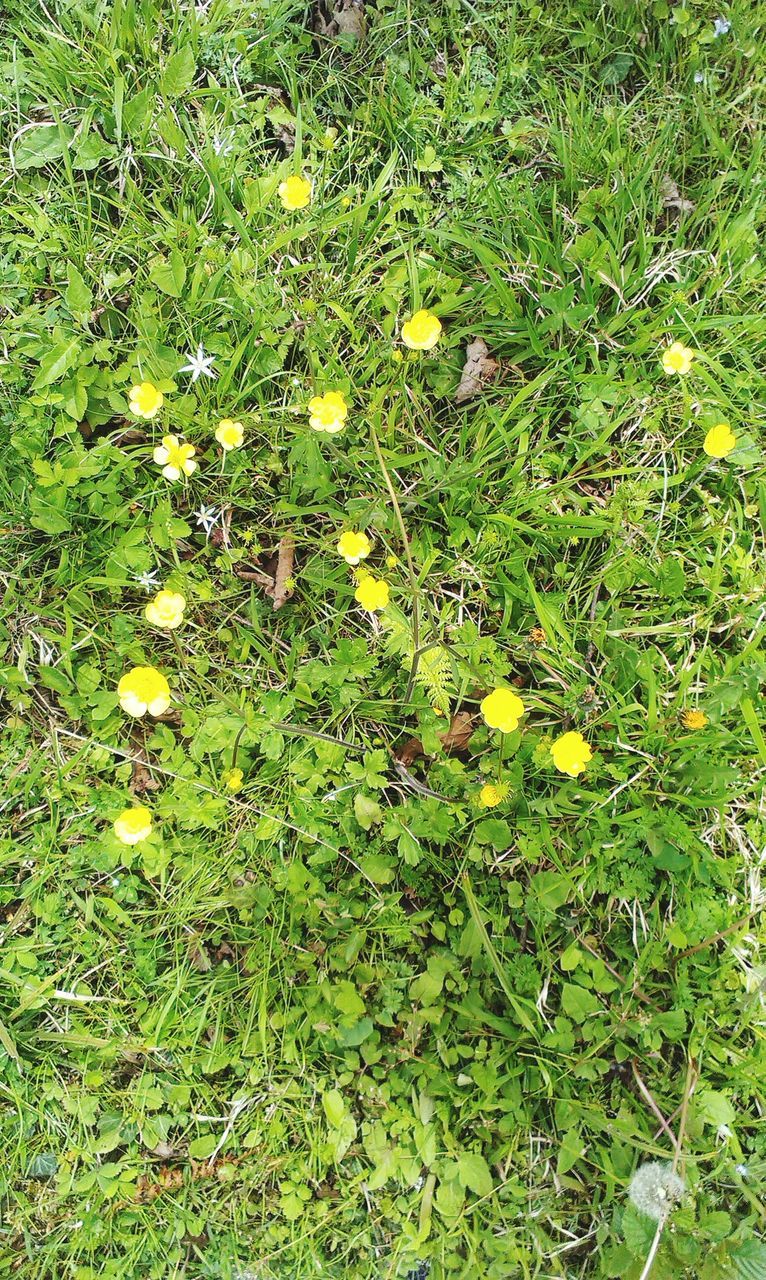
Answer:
xmin=236 ymin=535 xmax=295 ymax=610
xmin=187 ymin=934 xmax=212 ymax=972
xmin=313 ymin=0 xmax=366 ymax=41
xmin=660 ymin=175 xmax=695 ymax=216
xmin=397 ymin=709 xmax=476 ymax=766
xmin=130 ymin=755 xmax=161 ymax=794
xmin=455 ymin=337 xmax=499 ymax=404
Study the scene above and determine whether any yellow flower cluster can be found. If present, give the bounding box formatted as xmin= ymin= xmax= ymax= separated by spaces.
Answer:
xmin=660 ymin=341 xmax=738 ymax=457
xmin=479 ymin=688 xmax=593 ymax=778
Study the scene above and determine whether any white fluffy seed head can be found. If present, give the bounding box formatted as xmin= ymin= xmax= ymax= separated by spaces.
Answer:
xmin=628 ymin=1162 xmax=686 ymax=1221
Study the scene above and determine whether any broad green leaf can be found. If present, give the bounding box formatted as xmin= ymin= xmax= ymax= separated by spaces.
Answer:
xmin=187 ymin=1134 xmax=218 ymax=1159
xmin=65 ymin=264 xmax=92 ymax=316
xmin=14 ymin=123 xmax=73 ymax=169
xmin=322 ymin=1089 xmax=346 ymax=1128
xmin=33 ymin=339 xmax=81 ymax=388
xmin=149 ymin=248 xmax=187 ymax=298
xmin=457 ymin=1152 xmax=493 ymax=1197
xmin=561 ymin=983 xmax=600 ymax=1022
xmin=161 ymin=47 xmax=196 ymax=97
xmin=73 ymin=132 xmax=116 ymax=170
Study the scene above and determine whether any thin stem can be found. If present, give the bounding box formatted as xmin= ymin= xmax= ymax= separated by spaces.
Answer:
xmin=369 ymin=418 xmax=420 ymax=701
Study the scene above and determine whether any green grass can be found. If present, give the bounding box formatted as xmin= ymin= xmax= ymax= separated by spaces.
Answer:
xmin=1 ymin=0 xmax=766 ymax=1277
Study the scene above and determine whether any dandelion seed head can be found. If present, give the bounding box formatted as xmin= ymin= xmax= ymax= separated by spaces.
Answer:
xmin=628 ymin=1161 xmax=685 ymax=1221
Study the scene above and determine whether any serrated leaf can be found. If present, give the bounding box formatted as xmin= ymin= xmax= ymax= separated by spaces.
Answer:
xmin=162 ymin=47 xmax=196 ymax=97
xmin=73 ymin=132 xmax=116 ymax=171
xmin=727 ymin=1237 xmax=766 ymax=1280
xmin=32 ymin=338 xmax=81 ymax=388
xmin=124 ymin=86 xmax=153 ymax=137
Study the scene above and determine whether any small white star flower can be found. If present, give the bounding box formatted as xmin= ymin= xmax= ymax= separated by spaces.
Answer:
xmin=212 ymin=132 xmax=233 ymax=157
xmin=136 ymin=570 xmax=160 ymax=592
xmin=180 ymin=343 xmax=217 ymax=382
xmin=694 ymin=70 xmax=705 ymax=83
xmin=712 ymin=16 xmax=731 ymax=36
xmin=195 ymin=505 xmax=220 ymax=536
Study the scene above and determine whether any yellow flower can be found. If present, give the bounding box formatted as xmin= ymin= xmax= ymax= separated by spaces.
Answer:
xmin=129 ymin=381 xmax=164 ymax=419
xmin=354 ymin=576 xmax=389 ymax=611
xmin=278 ymin=175 xmax=312 ymax=210
xmin=401 ymin=309 xmax=442 ymax=351
xmin=391 ymin=349 xmax=404 ymax=363
xmin=337 ymin=530 xmax=371 ymax=565
xmin=480 ymin=688 xmax=525 ymax=734
xmin=117 ymin=666 xmax=171 ymax=718
xmin=478 ymin=783 xmax=509 ymax=808
xmin=225 ymin=768 xmax=244 ymax=793
xmin=113 ymin=806 xmax=153 ymax=845
xmin=145 ymin=590 xmax=186 ymax=630
xmin=661 ymin=341 xmax=695 ymax=375
xmin=215 ymin=418 xmax=245 ymax=451
xmin=153 ymin=434 xmax=197 ymax=481
xmin=385 ymin=554 xmax=398 ymax=568
xmin=681 ymin=709 xmax=707 ymax=730
xmin=551 ymin=731 xmax=592 ymax=777
xmin=703 ymin=422 xmax=736 ymax=459
xmin=308 ymin=391 xmax=348 ymax=434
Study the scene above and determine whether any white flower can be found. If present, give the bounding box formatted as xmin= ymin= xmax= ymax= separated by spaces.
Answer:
xmin=212 ymin=132 xmax=233 ymax=157
xmin=694 ymin=71 xmax=705 ymax=83
xmin=179 ymin=343 xmax=217 ymax=382
xmin=717 ymin=1124 xmax=733 ymax=1144
xmin=628 ymin=1162 xmax=685 ymax=1221
xmin=736 ymin=1164 xmax=749 ymax=1178
xmin=194 ymin=505 xmax=220 ymax=536
xmin=136 ymin=570 xmax=160 ymax=593
xmin=712 ymin=17 xmax=731 ymax=36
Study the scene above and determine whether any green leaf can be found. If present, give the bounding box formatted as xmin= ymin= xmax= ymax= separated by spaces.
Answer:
xmin=14 ymin=123 xmax=73 ymax=169
xmin=149 ymin=249 xmax=187 ymax=298
xmin=728 ymin=1237 xmax=766 ymax=1280
xmin=530 ymin=869 xmax=573 ymax=911
xmin=124 ymin=87 xmax=153 ymax=137
xmin=187 ymin=1134 xmax=218 ymax=1159
xmin=322 ymin=1089 xmax=346 ymax=1128
xmin=695 ymin=1089 xmax=736 ymax=1130
xmin=457 ymin=1152 xmax=493 ymax=1197
xmin=161 ymin=47 xmax=196 ymax=97
xmin=65 ymin=264 xmax=92 ymax=316
xmin=73 ymin=132 xmax=116 ymax=171
xmin=556 ymin=1128 xmax=585 ymax=1176
xmin=33 ymin=339 xmax=81 ymax=388
xmin=561 ymin=983 xmax=600 ymax=1022
xmin=358 ymin=853 xmax=395 ymax=883
xmin=353 ymin=791 xmax=382 ymax=830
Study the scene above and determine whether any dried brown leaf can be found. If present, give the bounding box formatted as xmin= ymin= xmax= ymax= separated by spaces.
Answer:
xmin=397 ymin=710 xmax=476 ymax=766
xmin=234 ymin=535 xmax=295 ymax=609
xmin=455 ymin=337 xmax=499 ymax=404
xmin=313 ymin=0 xmax=366 ymax=41
xmin=660 ymin=175 xmax=695 ymax=215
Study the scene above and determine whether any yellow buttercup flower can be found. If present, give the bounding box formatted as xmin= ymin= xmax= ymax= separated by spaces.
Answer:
xmin=225 ymin=768 xmax=244 ymax=793
xmin=681 ymin=709 xmax=707 ymax=730
xmin=278 ymin=175 xmax=312 ymax=210
xmin=117 ymin=666 xmax=171 ymax=718
xmin=337 ymin=531 xmax=371 ymax=566
xmin=480 ymin=688 xmax=525 ymax=734
xmin=385 ymin=554 xmax=398 ymax=568
xmin=478 ymin=783 xmax=510 ymax=808
xmin=129 ymin=381 xmax=164 ymax=419
xmin=355 ymin=576 xmax=389 ymax=611
xmin=661 ymin=341 xmax=695 ymax=375
xmin=153 ymin=434 xmax=197 ymax=481
xmin=703 ymin=423 xmax=736 ymax=459
xmin=551 ymin=731 xmax=592 ymax=777
xmin=145 ymin=590 xmax=186 ymax=630
xmin=215 ymin=418 xmax=244 ymax=451
xmin=401 ymin=309 xmax=442 ymax=351
xmin=308 ymin=391 xmax=348 ymax=434
xmin=113 ymin=806 xmax=153 ymax=845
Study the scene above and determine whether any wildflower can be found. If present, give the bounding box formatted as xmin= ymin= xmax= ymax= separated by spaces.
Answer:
xmin=194 ymin=505 xmax=220 ymax=536
xmin=355 ymin=576 xmax=389 ymax=611
xmin=401 ymin=308 xmax=442 ymax=351
xmin=145 ymin=590 xmax=186 ymax=630
xmin=337 ymin=530 xmax=371 ymax=565
xmin=117 ymin=666 xmax=171 ymax=718
xmin=341 ymin=195 xmax=352 ymax=208
xmin=551 ymin=731 xmax=592 ymax=777
xmin=308 ymin=391 xmax=348 ymax=434
xmin=681 ymin=708 xmax=707 ymax=730
xmin=694 ymin=71 xmax=705 ymax=84
xmin=278 ymin=175 xmax=312 ymax=210
xmin=153 ymin=434 xmax=197 ymax=481
xmin=386 ymin=554 xmax=398 ymax=568
xmin=736 ymin=1164 xmax=749 ymax=1178
xmin=129 ymin=381 xmax=164 ymax=419
xmin=179 ymin=343 xmax=217 ymax=382
xmin=479 ymin=783 xmax=509 ymax=808
xmin=703 ymin=422 xmax=736 ymax=458
xmin=113 ymin=806 xmax=153 ymax=845
xmin=712 ymin=16 xmax=731 ymax=36
xmin=661 ymin=341 xmax=695 ymax=375
xmin=211 ymin=132 xmax=233 ymax=157
xmin=628 ymin=1162 xmax=685 ymax=1222
xmin=225 ymin=768 xmax=244 ymax=793
xmin=215 ymin=418 xmax=245 ymax=451
xmin=391 ymin=349 xmax=404 ymax=363
xmin=480 ymin=688 xmax=525 ymax=734
xmin=136 ymin=570 xmax=160 ymax=593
